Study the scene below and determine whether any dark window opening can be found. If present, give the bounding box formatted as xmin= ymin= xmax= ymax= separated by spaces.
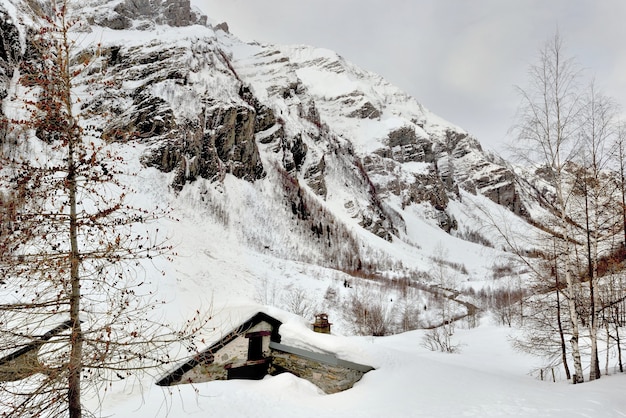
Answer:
xmin=248 ymin=337 xmax=263 ymax=361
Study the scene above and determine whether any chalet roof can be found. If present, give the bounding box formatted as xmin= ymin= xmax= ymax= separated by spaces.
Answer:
xmin=0 ymin=319 xmax=73 ymax=382
xmin=0 ymin=319 xmax=73 ymax=367
xmin=156 ymin=311 xmax=282 ymax=386
xmin=269 ymin=341 xmax=373 ymax=373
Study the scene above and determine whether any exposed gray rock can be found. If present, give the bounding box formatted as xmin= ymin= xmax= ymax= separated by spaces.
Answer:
xmin=347 ymin=101 xmax=381 ymax=119
xmin=94 ymin=11 xmax=130 ymax=30
xmin=93 ymin=0 xmax=207 ymax=29
xmin=297 ymin=99 xmax=322 ymax=129
xmin=0 ymin=7 xmax=21 ymax=78
xmin=408 ymin=172 xmax=450 ymax=210
xmin=239 ymin=85 xmax=277 ymax=133
xmin=305 ymin=156 xmax=327 ymax=197
xmin=0 ymin=5 xmax=21 ymax=143
xmin=444 ymin=130 xmax=480 ymax=154
xmin=360 ymin=210 xmax=395 ymax=241
xmin=375 ymin=126 xmax=434 ymax=163
xmin=447 ymin=131 xmax=527 ymax=216
xmin=476 ymin=168 xmax=524 ymax=215
xmin=142 ymin=103 xmax=266 ymax=190
xmin=362 ymin=153 xmax=450 ymax=211
xmin=282 ymin=134 xmax=307 ymax=173
xmin=213 ymin=105 xmax=264 ymax=179
xmin=257 ymin=124 xmax=284 ymax=145
xmin=437 ymin=209 xmax=457 ymax=233
xmin=214 ymin=22 xmax=229 ymax=33
xmin=130 ymin=92 xmax=177 ymax=139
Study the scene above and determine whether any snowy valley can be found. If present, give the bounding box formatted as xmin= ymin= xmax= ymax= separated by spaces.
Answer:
xmin=0 ymin=0 xmax=625 ymax=416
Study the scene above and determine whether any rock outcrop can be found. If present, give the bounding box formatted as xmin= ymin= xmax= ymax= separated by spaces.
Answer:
xmin=0 ymin=6 xmax=21 ymax=100
xmin=142 ymin=103 xmax=266 ymax=190
xmin=0 ymin=4 xmax=24 ymax=145
xmin=90 ymin=0 xmax=207 ymax=30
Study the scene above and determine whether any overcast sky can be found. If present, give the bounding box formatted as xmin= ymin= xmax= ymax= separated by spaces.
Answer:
xmin=189 ymin=0 xmax=626 ymax=154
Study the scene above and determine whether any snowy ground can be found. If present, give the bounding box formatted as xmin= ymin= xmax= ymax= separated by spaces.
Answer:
xmin=87 ymin=159 xmax=626 ymax=418
xmin=56 ymin=16 xmax=626 ymax=417
xmin=97 ymin=311 xmax=626 ymax=418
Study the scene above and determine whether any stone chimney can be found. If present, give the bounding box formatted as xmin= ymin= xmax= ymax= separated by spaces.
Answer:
xmin=312 ymin=313 xmax=331 ymax=334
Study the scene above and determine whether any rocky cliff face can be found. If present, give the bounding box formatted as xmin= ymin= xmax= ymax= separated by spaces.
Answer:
xmin=86 ymin=0 xmax=206 ymax=30
xmin=0 ymin=6 xmax=20 ymax=94
xmin=229 ymin=41 xmax=531 ymax=229
xmin=0 ymin=4 xmax=22 ymax=141
xmin=0 ymin=0 xmax=542 ymax=265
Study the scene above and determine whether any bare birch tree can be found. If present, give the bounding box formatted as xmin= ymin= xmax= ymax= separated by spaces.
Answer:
xmin=572 ymin=82 xmax=621 ymax=381
xmin=512 ymin=31 xmax=585 ymax=383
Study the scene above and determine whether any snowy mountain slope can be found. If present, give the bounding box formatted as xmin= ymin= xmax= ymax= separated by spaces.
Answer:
xmin=1 ymin=1 xmax=626 ymax=417
xmin=0 ymin=0 xmax=555 ymax=320
xmin=54 ymin=19 xmax=500 ymax=278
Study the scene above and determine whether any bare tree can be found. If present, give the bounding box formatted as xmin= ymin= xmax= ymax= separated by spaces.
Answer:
xmin=572 ymin=82 xmax=621 ymax=381
xmin=0 ymin=3 xmax=205 ymax=416
xmin=343 ymin=285 xmax=395 ymax=337
xmin=426 ymin=245 xmax=458 ymax=351
xmin=616 ymin=122 xmax=626 ymax=248
xmin=598 ymin=268 xmax=626 ymax=374
xmin=422 ymin=327 xmax=460 ymax=353
xmin=282 ymin=285 xmax=318 ymax=320
xmin=512 ymin=31 xmax=586 ymax=383
xmin=512 ymin=258 xmax=573 ymax=380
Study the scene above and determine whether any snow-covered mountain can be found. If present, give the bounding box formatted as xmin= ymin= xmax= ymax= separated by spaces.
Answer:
xmin=0 ymin=0 xmax=549 ymax=310
xmin=3 ymin=1 xmax=626 ymax=417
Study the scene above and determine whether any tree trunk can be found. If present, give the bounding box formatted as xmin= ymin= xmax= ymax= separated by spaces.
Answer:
xmin=617 ymin=326 xmax=623 ymax=373
xmin=616 ymin=306 xmax=624 ymax=373
xmin=564 ymin=269 xmax=584 ymax=384
xmin=589 ymin=318 xmax=600 ymax=380
xmin=619 ymin=138 xmax=626 ymax=248
xmin=582 ymin=178 xmax=600 ymax=381
xmin=556 ymin=170 xmax=584 ymax=383
xmin=555 ymin=276 xmax=571 ymax=380
xmin=67 ymin=127 xmax=82 ymax=418
xmin=62 ymin=10 xmax=83 ymax=415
